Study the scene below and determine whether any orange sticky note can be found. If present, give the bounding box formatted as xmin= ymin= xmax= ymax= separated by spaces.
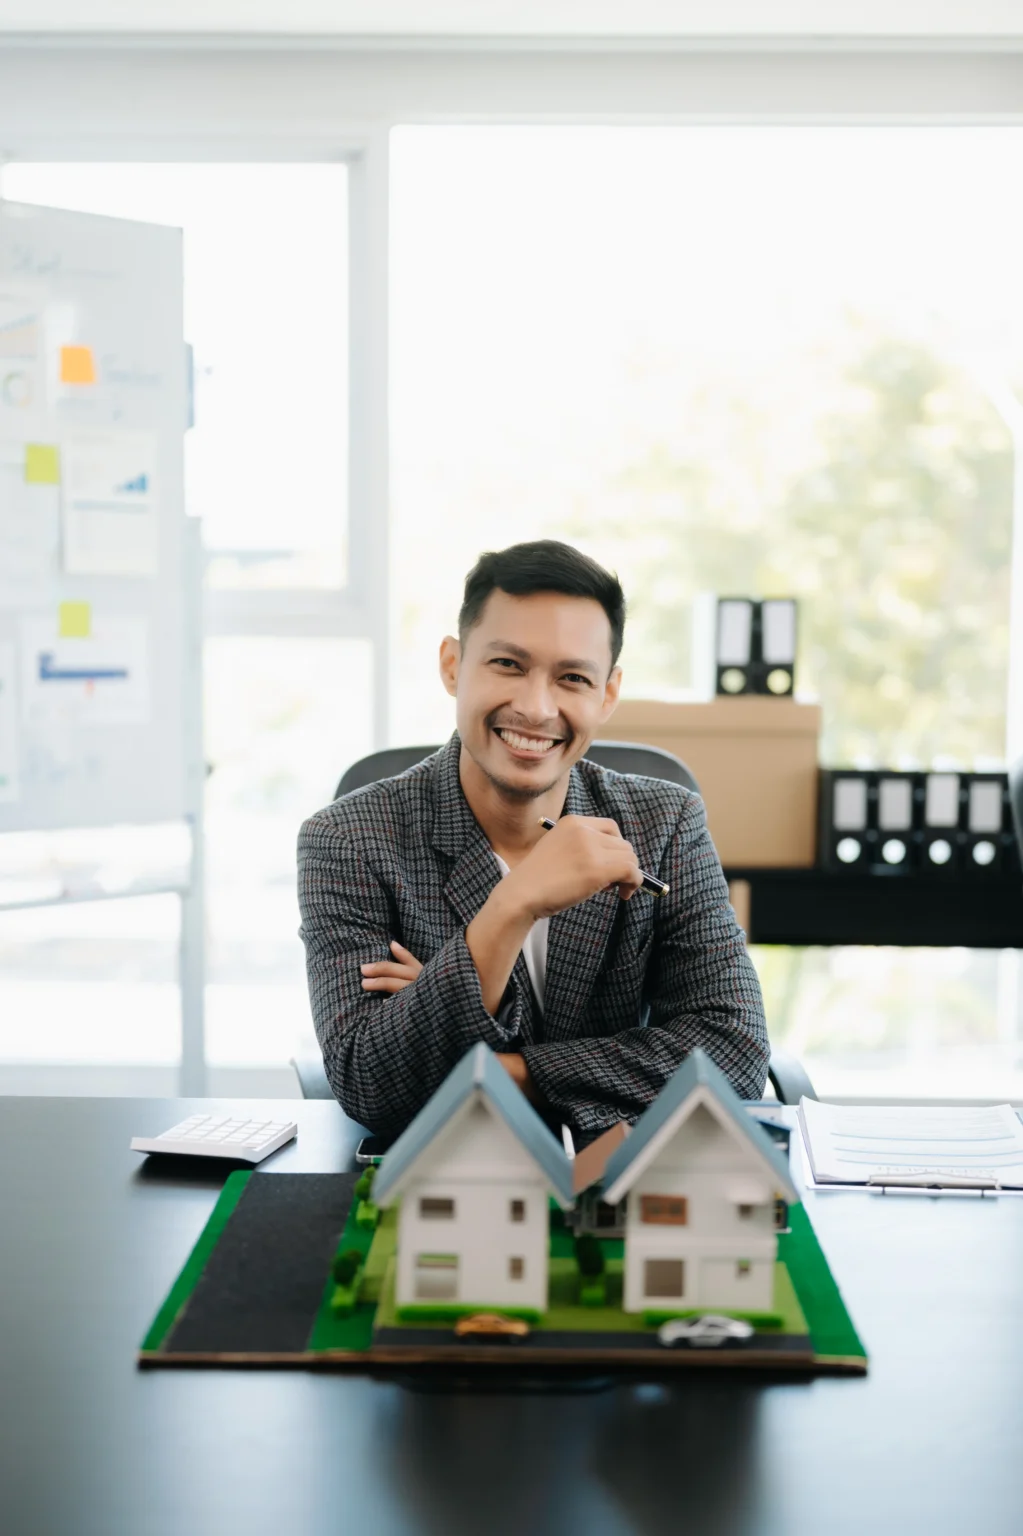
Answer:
xmin=60 ymin=345 xmax=96 ymax=385
xmin=59 ymin=601 xmax=92 ymax=639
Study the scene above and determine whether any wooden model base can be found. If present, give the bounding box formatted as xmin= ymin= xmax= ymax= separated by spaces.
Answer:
xmin=139 ymin=1172 xmax=867 ymax=1377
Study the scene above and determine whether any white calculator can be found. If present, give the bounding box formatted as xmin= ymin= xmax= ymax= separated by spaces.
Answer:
xmin=130 ymin=1113 xmax=298 ymax=1164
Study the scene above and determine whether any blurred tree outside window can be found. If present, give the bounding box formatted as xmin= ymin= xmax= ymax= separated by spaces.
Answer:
xmin=392 ymin=126 xmax=1022 ymax=1098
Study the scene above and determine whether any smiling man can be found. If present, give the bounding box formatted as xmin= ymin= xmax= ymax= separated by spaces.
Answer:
xmin=298 ymin=540 xmax=768 ymax=1140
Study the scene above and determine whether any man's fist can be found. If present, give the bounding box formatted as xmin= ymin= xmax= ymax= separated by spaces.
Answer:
xmin=504 ymin=815 xmax=642 ymax=923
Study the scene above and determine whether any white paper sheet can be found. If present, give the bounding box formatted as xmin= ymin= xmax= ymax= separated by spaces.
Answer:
xmin=799 ymin=1099 xmax=1023 ymax=1188
xmin=0 ymin=440 xmax=61 ymax=609
xmin=18 ymin=614 xmax=151 ymax=727
xmin=0 ymin=641 xmax=19 ymax=802
xmin=62 ymin=431 xmax=159 ymax=577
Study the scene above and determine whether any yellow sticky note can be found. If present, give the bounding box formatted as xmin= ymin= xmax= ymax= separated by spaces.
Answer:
xmin=25 ymin=443 xmax=60 ymax=484
xmin=60 ymin=345 xmax=96 ymax=385
xmin=59 ymin=601 xmax=92 ymax=639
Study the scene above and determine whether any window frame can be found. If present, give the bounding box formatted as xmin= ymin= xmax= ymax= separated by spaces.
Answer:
xmin=643 ymin=1258 xmax=685 ymax=1299
xmin=419 ymin=1195 xmax=456 ymax=1220
xmin=640 ymin=1194 xmax=688 ymax=1226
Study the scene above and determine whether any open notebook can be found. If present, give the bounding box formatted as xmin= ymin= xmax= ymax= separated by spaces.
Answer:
xmin=798 ymin=1100 xmax=1023 ymax=1189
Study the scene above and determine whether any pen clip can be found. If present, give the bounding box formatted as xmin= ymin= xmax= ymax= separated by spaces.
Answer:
xmin=866 ymin=1173 xmax=1001 ymax=1192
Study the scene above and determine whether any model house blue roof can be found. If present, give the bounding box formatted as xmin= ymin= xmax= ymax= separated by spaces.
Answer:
xmin=601 ymin=1048 xmax=799 ymax=1205
xmin=374 ymin=1043 xmax=576 ymax=1208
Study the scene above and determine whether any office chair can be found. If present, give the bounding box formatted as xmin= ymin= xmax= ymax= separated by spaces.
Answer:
xmin=293 ymin=740 xmax=818 ymax=1105
xmin=334 ymin=739 xmax=700 ymax=801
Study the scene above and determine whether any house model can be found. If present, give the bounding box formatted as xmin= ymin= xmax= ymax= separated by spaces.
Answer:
xmin=373 ymin=1043 xmax=575 ymax=1315
xmin=598 ymin=1049 xmax=799 ymax=1314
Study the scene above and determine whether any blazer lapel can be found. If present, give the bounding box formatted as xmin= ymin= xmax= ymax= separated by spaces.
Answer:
xmin=541 ymin=764 xmax=621 ymax=1042
xmin=432 ymin=734 xmax=538 ymax=1038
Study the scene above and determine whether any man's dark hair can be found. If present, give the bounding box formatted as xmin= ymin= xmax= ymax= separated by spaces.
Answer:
xmin=458 ymin=540 xmax=626 ymax=666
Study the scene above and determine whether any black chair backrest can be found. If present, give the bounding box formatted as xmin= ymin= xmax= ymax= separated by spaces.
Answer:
xmin=335 ymin=746 xmax=441 ymax=799
xmin=335 ymin=739 xmax=699 ymax=801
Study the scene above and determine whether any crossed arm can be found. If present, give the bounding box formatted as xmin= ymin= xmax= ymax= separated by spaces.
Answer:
xmin=360 ymin=941 xmax=535 ymax=1099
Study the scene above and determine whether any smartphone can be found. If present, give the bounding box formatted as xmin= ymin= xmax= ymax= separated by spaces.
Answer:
xmin=356 ymin=1134 xmax=395 ymax=1164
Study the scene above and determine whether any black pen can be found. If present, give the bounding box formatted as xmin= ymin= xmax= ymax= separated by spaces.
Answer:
xmin=537 ymin=817 xmax=670 ymax=898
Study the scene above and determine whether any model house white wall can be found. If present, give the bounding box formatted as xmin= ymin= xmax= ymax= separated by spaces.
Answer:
xmin=619 ymin=1101 xmax=780 ymax=1313
xmin=393 ymin=1100 xmax=551 ymax=1313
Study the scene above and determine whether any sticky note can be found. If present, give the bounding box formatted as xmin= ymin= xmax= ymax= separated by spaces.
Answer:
xmin=59 ymin=601 xmax=92 ymax=639
xmin=60 ymin=345 xmax=96 ymax=385
xmin=25 ymin=443 xmax=60 ymax=484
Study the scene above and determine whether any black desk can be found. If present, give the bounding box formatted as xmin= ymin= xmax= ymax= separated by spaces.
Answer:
xmin=2 ymin=1096 xmax=1022 ymax=1536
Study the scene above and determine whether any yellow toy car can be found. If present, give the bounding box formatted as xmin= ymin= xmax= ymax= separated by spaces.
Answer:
xmin=453 ymin=1312 xmax=531 ymax=1339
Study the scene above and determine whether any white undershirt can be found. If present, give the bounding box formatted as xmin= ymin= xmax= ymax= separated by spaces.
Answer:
xmin=492 ymin=851 xmax=548 ymax=1012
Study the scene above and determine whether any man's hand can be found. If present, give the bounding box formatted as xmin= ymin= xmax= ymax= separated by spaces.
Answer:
xmin=360 ymin=940 xmax=423 ymax=994
xmin=503 ymin=815 xmax=643 ymax=921
xmin=466 ymin=816 xmax=642 ymax=1017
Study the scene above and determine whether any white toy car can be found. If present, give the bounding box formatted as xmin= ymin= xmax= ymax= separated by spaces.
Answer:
xmin=657 ymin=1314 xmax=756 ymax=1349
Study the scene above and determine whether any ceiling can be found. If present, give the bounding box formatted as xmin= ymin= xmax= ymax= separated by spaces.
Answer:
xmin=1 ymin=0 xmax=1023 ymax=42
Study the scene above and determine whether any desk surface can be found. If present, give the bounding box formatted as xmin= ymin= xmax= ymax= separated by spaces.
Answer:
xmin=2 ymin=1095 xmax=1022 ymax=1536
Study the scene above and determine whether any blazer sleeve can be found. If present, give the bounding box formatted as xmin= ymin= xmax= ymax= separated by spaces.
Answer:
xmin=297 ymin=813 xmax=529 ymax=1136
xmin=520 ymin=792 xmax=769 ymax=1136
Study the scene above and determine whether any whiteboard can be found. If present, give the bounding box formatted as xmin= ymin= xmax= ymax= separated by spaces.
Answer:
xmin=0 ymin=198 xmax=188 ymax=834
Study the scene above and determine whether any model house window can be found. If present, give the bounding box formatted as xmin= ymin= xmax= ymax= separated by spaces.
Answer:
xmin=774 ymin=1198 xmax=789 ymax=1231
xmin=414 ymin=1254 xmax=458 ymax=1300
xmin=639 ymin=1195 xmax=688 ymax=1225
xmin=737 ymin=1203 xmax=754 ymax=1219
xmin=419 ymin=1197 xmax=455 ymax=1219
xmin=595 ymin=1200 xmax=619 ymax=1229
xmin=509 ymin=1199 xmax=526 ymax=1222
xmin=509 ymin=1256 xmax=525 ymax=1281
xmin=644 ymin=1259 xmax=685 ymax=1298
xmin=736 ymin=1260 xmax=752 ymax=1278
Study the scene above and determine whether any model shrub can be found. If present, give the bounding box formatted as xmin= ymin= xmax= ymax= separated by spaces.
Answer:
xmin=574 ymin=1233 xmax=605 ymax=1278
xmin=332 ymin=1248 xmax=363 ymax=1287
xmin=354 ymin=1166 xmax=376 ymax=1200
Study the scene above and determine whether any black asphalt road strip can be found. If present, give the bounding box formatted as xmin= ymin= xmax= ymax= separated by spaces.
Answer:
xmin=164 ymin=1172 xmax=357 ymax=1355
xmin=371 ymin=1327 xmax=814 ymax=1357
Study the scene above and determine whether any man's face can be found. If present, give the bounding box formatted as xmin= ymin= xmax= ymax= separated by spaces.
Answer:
xmin=439 ymin=588 xmax=622 ymax=799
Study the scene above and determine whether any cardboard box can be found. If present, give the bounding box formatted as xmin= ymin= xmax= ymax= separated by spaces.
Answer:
xmin=607 ymin=698 xmax=821 ymax=868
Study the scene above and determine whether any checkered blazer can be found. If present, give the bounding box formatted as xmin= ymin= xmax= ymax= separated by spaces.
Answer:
xmin=298 ymin=733 xmax=768 ymax=1139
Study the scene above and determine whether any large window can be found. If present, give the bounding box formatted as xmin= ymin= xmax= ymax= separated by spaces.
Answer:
xmin=4 ymin=162 xmax=349 ymax=589
xmin=391 ymin=126 xmax=1021 ymax=1098
xmin=0 ymin=161 xmax=362 ymax=1081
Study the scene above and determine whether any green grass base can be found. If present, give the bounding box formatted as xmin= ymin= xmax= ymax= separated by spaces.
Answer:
xmin=141 ymin=1180 xmax=862 ymax=1367
xmin=779 ymin=1202 xmax=867 ymax=1360
xmin=306 ymin=1194 xmax=394 ymax=1353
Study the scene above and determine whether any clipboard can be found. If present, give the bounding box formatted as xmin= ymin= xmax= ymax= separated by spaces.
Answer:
xmin=797 ymin=1101 xmax=1023 ymax=1198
